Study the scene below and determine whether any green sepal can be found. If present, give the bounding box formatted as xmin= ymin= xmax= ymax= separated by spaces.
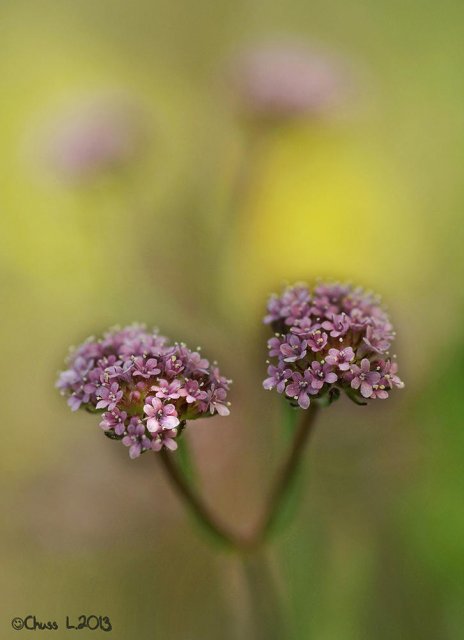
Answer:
xmin=103 ymin=430 xmax=124 ymax=441
xmin=345 ymin=388 xmax=368 ymax=406
xmin=84 ymin=404 xmax=104 ymax=414
xmin=313 ymin=386 xmax=341 ymax=408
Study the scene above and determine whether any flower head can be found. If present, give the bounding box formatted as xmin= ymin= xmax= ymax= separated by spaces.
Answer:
xmin=263 ymin=282 xmax=404 ymax=407
xmin=57 ymin=324 xmax=231 ymax=458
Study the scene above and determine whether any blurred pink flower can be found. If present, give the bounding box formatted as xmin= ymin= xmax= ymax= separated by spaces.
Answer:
xmin=45 ymin=93 xmax=146 ymax=182
xmin=230 ymin=40 xmax=349 ymax=120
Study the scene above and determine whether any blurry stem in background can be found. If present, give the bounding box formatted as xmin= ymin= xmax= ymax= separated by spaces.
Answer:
xmin=240 ymin=550 xmax=287 ymax=640
xmin=158 ymin=404 xmax=320 ymax=550
xmin=222 ymin=122 xmax=268 ymax=233
xmin=212 ymin=122 xmax=273 ymax=310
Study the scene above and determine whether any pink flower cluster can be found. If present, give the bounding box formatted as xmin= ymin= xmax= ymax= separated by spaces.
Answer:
xmin=263 ymin=282 xmax=404 ymax=408
xmin=56 ymin=324 xmax=231 ymax=458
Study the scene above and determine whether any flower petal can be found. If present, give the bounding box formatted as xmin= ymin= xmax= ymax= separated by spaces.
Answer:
xmin=215 ymin=403 xmax=230 ymax=416
xmin=161 ymin=415 xmax=180 ymax=429
xmin=360 ymin=381 xmax=373 ymax=398
xmin=146 ymin=417 xmax=160 ymax=432
xmin=164 ymin=438 xmax=178 ymax=451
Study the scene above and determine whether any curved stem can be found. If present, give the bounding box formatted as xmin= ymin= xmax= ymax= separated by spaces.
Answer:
xmin=251 ymin=404 xmax=320 ymax=546
xmin=158 ymin=448 xmax=250 ymax=551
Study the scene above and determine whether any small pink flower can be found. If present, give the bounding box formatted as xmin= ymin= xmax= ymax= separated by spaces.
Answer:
xmin=132 ymin=357 xmax=161 ymax=378
xmin=380 ymin=360 xmax=405 ymax=390
xmin=306 ymin=329 xmax=328 ymax=352
xmin=308 ymin=361 xmax=338 ymax=391
xmin=280 ymin=335 xmax=307 ymax=363
xmin=152 ymin=378 xmax=182 ymax=400
xmin=179 ymin=380 xmax=208 ymax=404
xmin=285 ymin=370 xmax=317 ymax=409
xmin=370 ymin=385 xmax=389 ymax=400
xmin=325 ymin=347 xmax=355 ymax=371
xmin=350 ymin=359 xmax=380 ymax=399
xmin=152 ymin=429 xmax=178 ymax=452
xmin=143 ymin=397 xmax=180 ymax=433
xmin=322 ymin=313 xmax=350 ymax=338
xmin=95 ymin=382 xmax=123 ymax=410
xmin=207 ymin=387 xmax=230 ymax=416
xmin=263 ymin=364 xmax=292 ymax=394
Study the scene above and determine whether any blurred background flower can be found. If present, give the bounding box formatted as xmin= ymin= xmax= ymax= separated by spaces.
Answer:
xmin=1 ymin=0 xmax=463 ymax=638
xmin=228 ymin=39 xmax=350 ymax=121
xmin=42 ymin=91 xmax=147 ymax=184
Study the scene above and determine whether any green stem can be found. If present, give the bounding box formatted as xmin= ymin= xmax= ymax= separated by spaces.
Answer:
xmin=252 ymin=404 xmax=320 ymax=545
xmin=158 ymin=449 xmax=250 ymax=551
